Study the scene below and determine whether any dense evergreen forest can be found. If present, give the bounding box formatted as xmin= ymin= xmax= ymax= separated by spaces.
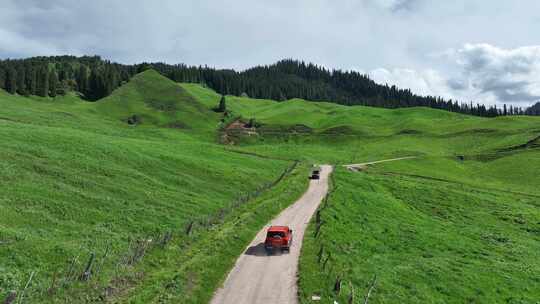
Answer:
xmin=0 ymin=56 xmax=135 ymax=100
xmin=525 ymin=102 xmax=540 ymax=115
xmin=0 ymin=56 xmax=538 ymax=117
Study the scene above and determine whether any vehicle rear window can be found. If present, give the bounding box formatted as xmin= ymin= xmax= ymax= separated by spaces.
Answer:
xmin=267 ymin=231 xmax=285 ymax=238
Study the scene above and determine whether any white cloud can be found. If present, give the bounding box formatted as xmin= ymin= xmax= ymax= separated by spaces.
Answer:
xmin=369 ymin=68 xmax=450 ymax=98
xmin=0 ymin=28 xmax=60 ymax=56
xmin=1 ymin=1 xmax=540 ymax=106
xmin=367 ymin=44 xmax=540 ymax=107
xmin=455 ymin=43 xmax=540 ymax=103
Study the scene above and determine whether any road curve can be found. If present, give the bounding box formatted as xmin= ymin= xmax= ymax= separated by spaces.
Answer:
xmin=210 ymin=165 xmax=333 ymax=304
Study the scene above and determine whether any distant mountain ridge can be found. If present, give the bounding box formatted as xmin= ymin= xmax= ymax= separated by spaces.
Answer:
xmin=0 ymin=56 xmax=538 ymax=117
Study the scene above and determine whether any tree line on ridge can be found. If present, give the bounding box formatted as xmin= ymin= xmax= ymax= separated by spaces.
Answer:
xmin=0 ymin=56 xmax=538 ymax=117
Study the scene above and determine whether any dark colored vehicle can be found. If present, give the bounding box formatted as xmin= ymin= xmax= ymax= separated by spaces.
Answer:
xmin=310 ymin=169 xmax=320 ymax=180
xmin=265 ymin=226 xmax=293 ymax=253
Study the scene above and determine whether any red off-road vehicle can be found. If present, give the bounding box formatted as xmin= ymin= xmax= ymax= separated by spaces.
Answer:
xmin=265 ymin=226 xmax=293 ymax=253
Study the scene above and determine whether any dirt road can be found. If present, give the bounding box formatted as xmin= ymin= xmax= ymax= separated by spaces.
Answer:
xmin=210 ymin=165 xmax=333 ymax=304
xmin=344 ymin=156 xmax=416 ymax=171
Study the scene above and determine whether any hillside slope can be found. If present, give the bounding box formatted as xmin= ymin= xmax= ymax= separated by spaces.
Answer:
xmin=183 ymin=83 xmax=540 ymax=135
xmin=182 ymin=83 xmax=540 ymax=162
xmin=0 ymin=85 xmax=304 ymax=303
xmin=300 ymin=157 xmax=540 ymax=303
xmin=97 ymin=70 xmax=220 ymax=135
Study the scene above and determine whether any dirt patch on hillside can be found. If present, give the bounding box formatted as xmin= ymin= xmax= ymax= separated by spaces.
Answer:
xmin=221 ymin=119 xmax=259 ymax=144
xmin=225 ymin=120 xmax=257 ymax=134
xmin=226 ymin=120 xmax=249 ymax=130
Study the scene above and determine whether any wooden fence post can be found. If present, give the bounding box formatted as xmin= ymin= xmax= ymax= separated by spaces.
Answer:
xmin=334 ymin=276 xmax=342 ymax=295
xmin=348 ymin=281 xmax=355 ymax=304
xmin=322 ymin=253 xmax=331 ymax=270
xmin=47 ymin=270 xmax=58 ymax=296
xmin=185 ymin=221 xmax=194 ymax=236
xmin=80 ymin=252 xmax=95 ymax=281
xmin=363 ymin=275 xmax=377 ymax=304
xmin=17 ymin=271 xmax=35 ymax=304
xmin=317 ymin=245 xmax=324 ymax=264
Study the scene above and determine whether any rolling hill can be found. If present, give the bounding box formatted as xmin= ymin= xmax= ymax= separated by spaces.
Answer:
xmin=183 ymin=83 xmax=540 ymax=162
xmin=96 ymin=70 xmax=220 ymax=135
xmin=1 ymin=70 xmax=539 ymax=303
xmin=0 ymin=72 xmax=305 ymax=303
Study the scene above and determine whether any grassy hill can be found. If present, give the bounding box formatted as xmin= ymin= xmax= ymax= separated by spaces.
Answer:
xmin=0 ymin=73 xmax=307 ymax=303
xmin=183 ymin=83 xmax=540 ymax=136
xmin=1 ymin=74 xmax=539 ymax=303
xmin=97 ymin=70 xmax=221 ymax=136
xmin=183 ymin=83 xmax=540 ymax=163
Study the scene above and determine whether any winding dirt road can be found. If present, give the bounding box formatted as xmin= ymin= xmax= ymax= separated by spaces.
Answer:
xmin=211 ymin=165 xmax=333 ymax=304
xmin=211 ymin=158 xmax=414 ymax=304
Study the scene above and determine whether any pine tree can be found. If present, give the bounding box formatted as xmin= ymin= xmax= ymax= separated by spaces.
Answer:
xmin=49 ymin=70 xmax=58 ymax=97
xmin=26 ymin=67 xmax=37 ymax=95
xmin=0 ymin=68 xmax=5 ymax=89
xmin=37 ymin=67 xmax=49 ymax=97
xmin=216 ymin=95 xmax=227 ymax=112
xmin=16 ymin=67 xmax=27 ymax=95
xmin=88 ymin=67 xmax=102 ymax=100
xmin=77 ymin=65 xmax=89 ymax=95
xmin=6 ymin=68 xmax=17 ymax=94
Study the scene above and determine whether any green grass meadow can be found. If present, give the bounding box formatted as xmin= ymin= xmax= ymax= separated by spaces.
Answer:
xmin=0 ymin=72 xmax=305 ymax=303
xmin=1 ymin=71 xmax=540 ymax=303
xmin=299 ymin=158 xmax=540 ymax=304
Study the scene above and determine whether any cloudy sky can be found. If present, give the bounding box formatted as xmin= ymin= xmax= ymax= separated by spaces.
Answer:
xmin=1 ymin=0 xmax=540 ymax=106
